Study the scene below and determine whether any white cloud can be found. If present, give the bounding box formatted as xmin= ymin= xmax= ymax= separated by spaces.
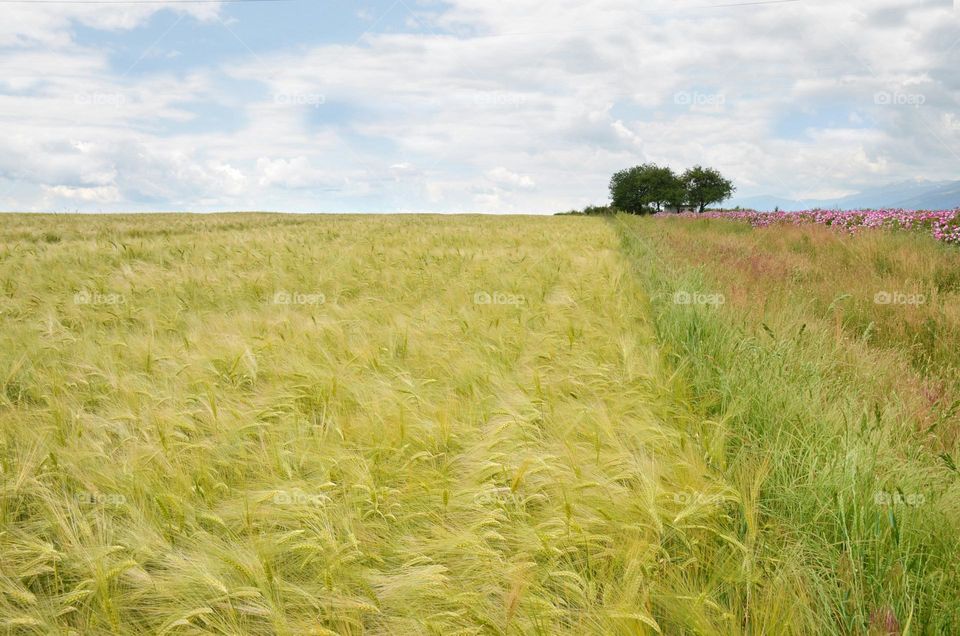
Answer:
xmin=43 ymin=185 xmax=120 ymax=203
xmin=2 ymin=0 xmax=960 ymax=211
xmin=0 ymin=3 xmax=219 ymax=48
xmin=389 ymin=162 xmax=417 ymax=179
xmin=257 ymin=156 xmax=335 ymax=189
xmin=486 ymin=167 xmax=536 ymax=190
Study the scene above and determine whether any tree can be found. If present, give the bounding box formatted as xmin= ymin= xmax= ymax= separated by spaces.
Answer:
xmin=665 ymin=187 xmax=688 ymax=212
xmin=682 ymin=166 xmax=735 ymax=213
xmin=647 ymin=166 xmax=685 ymax=213
xmin=609 ymin=164 xmax=683 ymax=214
xmin=661 ymin=173 xmax=688 ymax=212
xmin=609 ymin=164 xmax=653 ymax=214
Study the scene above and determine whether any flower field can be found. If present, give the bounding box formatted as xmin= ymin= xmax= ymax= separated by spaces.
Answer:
xmin=668 ymin=208 xmax=960 ymax=244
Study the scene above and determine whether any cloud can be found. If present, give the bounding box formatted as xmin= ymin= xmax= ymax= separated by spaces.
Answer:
xmin=486 ymin=167 xmax=536 ymax=190
xmin=1 ymin=0 xmax=959 ymax=211
xmin=0 ymin=3 xmax=220 ymax=47
xmin=257 ymin=156 xmax=344 ymax=190
xmin=43 ymin=185 xmax=120 ymax=203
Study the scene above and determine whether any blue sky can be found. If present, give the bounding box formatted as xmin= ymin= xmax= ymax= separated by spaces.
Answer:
xmin=1 ymin=0 xmax=959 ymax=212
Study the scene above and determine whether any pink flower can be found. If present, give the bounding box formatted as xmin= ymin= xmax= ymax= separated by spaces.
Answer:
xmin=660 ymin=208 xmax=960 ymax=244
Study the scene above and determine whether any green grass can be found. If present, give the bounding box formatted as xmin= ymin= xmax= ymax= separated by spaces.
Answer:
xmin=0 ymin=213 xmax=957 ymax=634
xmin=615 ymin=214 xmax=960 ymax=634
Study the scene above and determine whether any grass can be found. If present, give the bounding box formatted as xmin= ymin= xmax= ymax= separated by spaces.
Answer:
xmin=0 ymin=212 xmax=957 ymax=634
xmin=616 ymin=214 xmax=960 ymax=633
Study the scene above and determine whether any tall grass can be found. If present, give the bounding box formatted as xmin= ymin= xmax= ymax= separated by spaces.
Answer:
xmin=617 ymin=214 xmax=960 ymax=633
xmin=642 ymin=217 xmax=960 ymax=449
xmin=3 ymin=213 xmax=956 ymax=634
xmin=0 ymin=214 xmax=793 ymax=634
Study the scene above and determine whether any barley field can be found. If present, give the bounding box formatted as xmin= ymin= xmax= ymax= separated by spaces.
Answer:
xmin=1 ymin=213 xmax=958 ymax=634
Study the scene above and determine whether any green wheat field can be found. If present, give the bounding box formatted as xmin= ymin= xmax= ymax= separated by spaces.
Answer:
xmin=1 ymin=213 xmax=958 ymax=635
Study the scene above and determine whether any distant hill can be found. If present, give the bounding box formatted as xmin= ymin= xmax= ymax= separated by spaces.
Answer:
xmin=729 ymin=180 xmax=960 ymax=212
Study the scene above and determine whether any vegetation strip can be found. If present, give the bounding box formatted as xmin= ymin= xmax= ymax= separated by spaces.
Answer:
xmin=673 ymin=208 xmax=960 ymax=245
xmin=615 ymin=214 xmax=960 ymax=633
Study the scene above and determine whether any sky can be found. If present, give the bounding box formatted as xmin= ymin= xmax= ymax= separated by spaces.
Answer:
xmin=1 ymin=0 xmax=959 ymax=213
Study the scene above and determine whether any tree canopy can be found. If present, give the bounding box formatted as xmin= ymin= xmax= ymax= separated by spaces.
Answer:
xmin=682 ymin=166 xmax=735 ymax=213
xmin=608 ymin=163 xmax=735 ymax=214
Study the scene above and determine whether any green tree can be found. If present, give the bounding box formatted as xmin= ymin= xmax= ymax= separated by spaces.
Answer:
xmin=609 ymin=164 xmax=683 ymax=214
xmin=648 ymin=166 xmax=685 ymax=213
xmin=682 ymin=166 xmax=735 ymax=213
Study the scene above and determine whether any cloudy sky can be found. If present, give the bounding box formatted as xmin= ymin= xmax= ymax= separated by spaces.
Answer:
xmin=1 ymin=0 xmax=959 ymax=213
